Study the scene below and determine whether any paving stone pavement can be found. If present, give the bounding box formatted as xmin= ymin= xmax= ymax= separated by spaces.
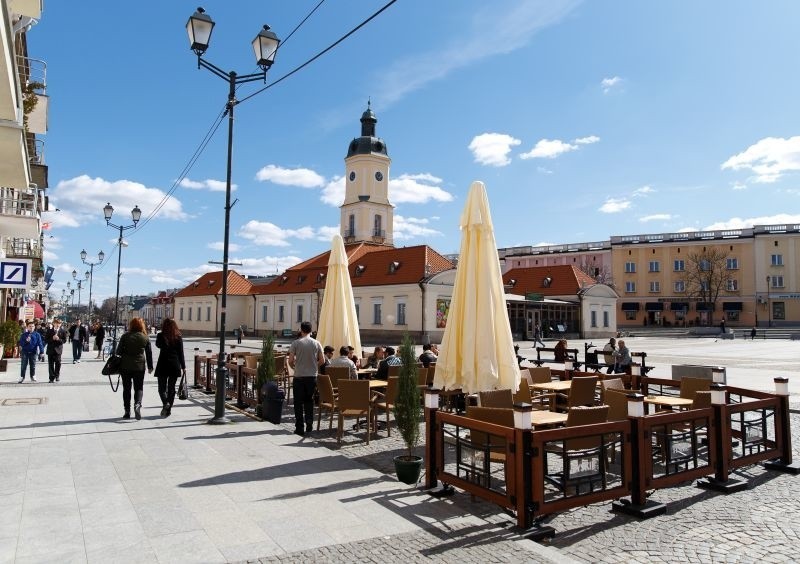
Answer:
xmin=1 ymin=335 xmax=799 ymax=563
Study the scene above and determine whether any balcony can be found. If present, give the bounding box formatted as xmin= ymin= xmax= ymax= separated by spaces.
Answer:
xmin=4 ymin=237 xmax=43 ymax=279
xmin=343 ymin=228 xmax=356 ymax=244
xmin=0 ymin=186 xmax=41 ymax=239
xmin=372 ymin=228 xmax=386 ymax=243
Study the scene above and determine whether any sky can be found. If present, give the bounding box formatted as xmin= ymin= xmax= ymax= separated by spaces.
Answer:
xmin=31 ymin=0 xmax=800 ymax=305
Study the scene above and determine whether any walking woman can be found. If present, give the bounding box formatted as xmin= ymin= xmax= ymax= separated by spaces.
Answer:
xmin=93 ymin=321 xmax=106 ymax=359
xmin=117 ymin=317 xmax=153 ymax=420
xmin=154 ymin=318 xmax=185 ymax=418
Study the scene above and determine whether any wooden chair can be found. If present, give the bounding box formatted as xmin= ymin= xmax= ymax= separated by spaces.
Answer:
xmin=387 ymin=364 xmax=402 ymax=377
xmin=478 ymin=389 xmax=513 ymax=408
xmin=604 ymin=389 xmax=629 ymax=422
xmin=316 ymin=374 xmax=338 ymax=431
xmin=372 ymin=376 xmax=399 ymax=436
xmin=325 ymin=365 xmax=351 ymax=389
xmin=416 ymin=367 xmax=429 ymax=387
xmin=528 ymin=366 xmax=552 ymax=384
xmin=336 ymin=379 xmax=375 ymax=445
xmin=600 ymin=377 xmax=624 ymax=402
xmin=275 ymin=355 xmax=290 ymax=400
xmin=555 ymin=376 xmax=598 ymax=412
xmin=465 ymin=406 xmax=514 ymax=487
xmin=426 ymin=363 xmax=436 ymax=385
xmin=679 ymin=377 xmax=711 ymax=400
xmin=546 ymin=405 xmax=610 ymax=494
xmin=512 ymin=382 xmax=532 ymax=405
xmin=692 ymin=390 xmax=712 ymax=409
xmin=244 ymin=354 xmax=258 ymax=370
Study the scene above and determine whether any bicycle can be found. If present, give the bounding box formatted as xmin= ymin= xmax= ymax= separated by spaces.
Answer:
xmin=101 ymin=338 xmax=114 ymax=361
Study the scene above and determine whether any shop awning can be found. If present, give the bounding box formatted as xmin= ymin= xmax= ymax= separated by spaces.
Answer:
xmin=722 ymin=302 xmax=743 ymax=311
xmin=695 ymin=302 xmax=714 ymax=311
xmin=670 ymin=302 xmax=689 ymax=311
xmin=621 ymin=302 xmax=640 ymax=311
xmin=645 ymin=302 xmax=664 ymax=311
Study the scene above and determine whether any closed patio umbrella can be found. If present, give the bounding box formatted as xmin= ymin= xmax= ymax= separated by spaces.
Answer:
xmin=434 ymin=181 xmax=521 ymax=394
xmin=316 ymin=234 xmax=362 ymax=358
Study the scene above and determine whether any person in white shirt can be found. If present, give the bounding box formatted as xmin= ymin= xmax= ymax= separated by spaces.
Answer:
xmin=329 ymin=346 xmax=358 ymax=380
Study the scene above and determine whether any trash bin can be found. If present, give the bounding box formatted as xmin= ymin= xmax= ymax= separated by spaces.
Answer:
xmin=261 ymin=381 xmax=285 ymax=424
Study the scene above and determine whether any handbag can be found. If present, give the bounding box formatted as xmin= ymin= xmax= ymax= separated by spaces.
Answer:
xmin=83 ymin=341 xmax=90 ymax=352
xmin=102 ymin=354 xmax=122 ymax=376
xmin=177 ymin=370 xmax=188 ymax=400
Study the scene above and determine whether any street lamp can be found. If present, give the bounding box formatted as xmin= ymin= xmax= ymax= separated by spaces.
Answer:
xmin=104 ymin=203 xmax=142 ymax=353
xmin=71 ymin=270 xmax=85 ymax=321
xmin=81 ymin=249 xmax=104 ymax=322
xmin=186 ymin=7 xmax=280 ymax=424
xmin=766 ymin=275 xmax=772 ymax=328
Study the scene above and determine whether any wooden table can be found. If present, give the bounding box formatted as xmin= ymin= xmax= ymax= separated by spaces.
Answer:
xmin=530 ymin=380 xmax=572 ymax=393
xmin=531 ymin=410 xmax=568 ymax=427
xmin=357 ymin=368 xmax=377 ymax=379
xmin=369 ymin=379 xmax=388 ymax=389
xmin=644 ymin=395 xmax=693 ymax=412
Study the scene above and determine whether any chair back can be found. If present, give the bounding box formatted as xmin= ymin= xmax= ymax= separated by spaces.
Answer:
xmin=679 ymin=377 xmax=711 ymax=400
xmin=275 ymin=355 xmax=287 ymax=374
xmin=387 ymin=364 xmax=402 ymax=377
xmin=326 ymin=366 xmax=351 ymax=388
xmin=416 ymin=367 xmax=429 ymax=387
xmin=568 ymin=376 xmax=598 ymax=408
xmin=512 ymin=382 xmax=532 ymax=405
xmin=600 ymin=377 xmax=624 ymax=401
xmin=528 ymin=366 xmax=552 ymax=384
xmin=478 ymin=389 xmax=513 ymax=408
xmin=565 ymin=405 xmax=609 ymax=449
xmin=466 ymin=406 xmax=513 ymax=455
xmin=244 ymin=354 xmax=258 ymax=370
xmin=426 ymin=363 xmax=436 ymax=385
xmin=337 ymin=379 xmax=370 ymax=411
xmin=604 ymin=389 xmax=629 ymax=422
xmin=317 ymin=374 xmax=335 ymax=406
xmin=385 ymin=376 xmax=399 ymax=405
xmin=692 ymin=390 xmax=712 ymax=409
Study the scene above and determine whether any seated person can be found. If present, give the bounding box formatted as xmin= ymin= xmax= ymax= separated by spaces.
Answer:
xmin=612 ymin=340 xmax=632 ymax=373
xmin=553 ymin=339 xmax=569 ymax=362
xmin=602 ymin=338 xmax=616 ymax=374
xmin=365 ymin=346 xmax=385 ymax=369
xmin=514 ymin=344 xmax=525 ymax=367
xmin=376 ymin=346 xmax=401 ymax=380
xmin=329 ymin=346 xmax=358 ymax=379
xmin=346 ymin=345 xmax=361 ymax=369
xmin=418 ymin=343 xmax=438 ymax=368
xmin=318 ymin=345 xmax=335 ymax=375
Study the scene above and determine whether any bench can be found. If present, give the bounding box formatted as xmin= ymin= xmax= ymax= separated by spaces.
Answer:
xmin=583 ymin=351 xmax=615 ymax=372
xmin=533 ymin=347 xmax=581 ymax=369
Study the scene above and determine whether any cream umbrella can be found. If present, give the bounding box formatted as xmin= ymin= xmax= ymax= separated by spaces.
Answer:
xmin=316 ymin=234 xmax=362 ymax=358
xmin=434 ymin=181 xmax=521 ymax=394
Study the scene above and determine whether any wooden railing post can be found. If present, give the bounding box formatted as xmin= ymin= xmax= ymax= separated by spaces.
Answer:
xmin=612 ymin=393 xmax=666 ymax=517
xmin=425 ymin=388 xmax=453 ymax=497
xmin=698 ymin=384 xmax=748 ymax=492
xmin=513 ymin=403 xmax=535 ymax=530
xmin=764 ymin=377 xmax=800 ymax=474
xmin=205 ymin=350 xmax=214 ymax=394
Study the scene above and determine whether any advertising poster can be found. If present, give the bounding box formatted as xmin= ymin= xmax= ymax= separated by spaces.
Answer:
xmin=436 ymin=298 xmax=450 ymax=329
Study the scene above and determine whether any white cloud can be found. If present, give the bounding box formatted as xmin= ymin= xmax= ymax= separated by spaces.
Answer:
xmin=238 ymin=220 xmax=317 ymax=247
xmin=703 ymin=213 xmax=800 ymax=231
xmin=394 ymin=216 xmax=443 ymax=240
xmin=320 ymin=176 xmax=346 ymax=206
xmin=316 ymin=226 xmax=341 ymax=242
xmin=43 ymin=249 xmax=58 ymax=261
xmin=179 ymin=178 xmax=232 ymax=192
xmin=721 ymin=136 xmax=800 ymax=183
xmin=255 ymin=165 xmax=325 ymax=188
xmin=732 ymin=181 xmax=747 ymax=191
xmin=599 ymin=198 xmax=631 ymax=213
xmin=520 ymin=139 xmax=578 ymax=159
xmin=601 ymin=76 xmax=622 ymax=93
xmin=632 ymin=185 xmax=655 ymax=196
xmin=207 ymin=242 xmax=241 ymax=252
xmin=537 ymin=166 xmax=553 ymax=175
xmin=51 ymin=175 xmax=187 ymax=226
xmin=574 ymin=135 xmax=600 ymax=145
xmin=390 ymin=174 xmax=454 ymax=204
xmin=468 ymin=133 xmax=521 ymax=166
xmin=639 ymin=213 xmax=671 ymax=222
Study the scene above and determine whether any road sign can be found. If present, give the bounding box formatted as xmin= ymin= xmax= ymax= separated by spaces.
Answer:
xmin=0 ymin=259 xmax=32 ymax=288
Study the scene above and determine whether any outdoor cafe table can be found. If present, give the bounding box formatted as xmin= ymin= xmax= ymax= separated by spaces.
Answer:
xmin=643 ymin=395 xmax=693 ymax=413
xmin=357 ymin=368 xmax=377 ymax=379
xmin=531 ymin=410 xmax=568 ymax=428
xmin=530 ymin=380 xmax=573 ymax=393
xmin=369 ymin=379 xmax=388 ymax=390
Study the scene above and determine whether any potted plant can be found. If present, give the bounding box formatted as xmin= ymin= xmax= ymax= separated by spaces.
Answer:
xmin=0 ymin=320 xmax=22 ymax=370
xmin=393 ymin=333 xmax=423 ymax=484
xmin=256 ymin=332 xmax=284 ymax=423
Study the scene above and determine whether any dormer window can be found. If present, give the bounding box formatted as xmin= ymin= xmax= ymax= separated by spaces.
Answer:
xmin=208 ymin=280 xmax=215 ymax=286
xmin=389 ymin=261 xmax=400 ymax=274
xmin=280 ymin=275 xmax=288 ymax=285
xmin=316 ymin=272 xmax=326 ymax=283
xmin=355 ymin=265 xmax=366 ymax=277
xmin=193 ymin=282 xmax=199 ymax=288
xmin=508 ymin=279 xmax=517 ymax=287
xmin=297 ymin=275 xmax=306 ymax=284
xmin=542 ymin=276 xmax=552 ymax=288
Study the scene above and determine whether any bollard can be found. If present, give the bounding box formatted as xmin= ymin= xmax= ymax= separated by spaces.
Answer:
xmin=764 ymin=377 xmax=800 ymax=474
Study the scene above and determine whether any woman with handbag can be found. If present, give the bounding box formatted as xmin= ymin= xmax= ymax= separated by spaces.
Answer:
xmin=154 ymin=318 xmax=185 ymax=418
xmin=117 ymin=317 xmax=153 ymax=420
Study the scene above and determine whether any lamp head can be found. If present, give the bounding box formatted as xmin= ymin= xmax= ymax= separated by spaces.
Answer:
xmin=80 ymin=249 xmax=87 ymax=261
xmin=252 ymin=24 xmax=280 ymax=70
xmin=187 ymin=7 xmax=215 ymax=56
xmin=85 ymin=271 xmax=90 ymax=281
xmin=72 ymin=269 xmax=77 ymax=279
xmin=103 ymin=202 xmax=114 ymax=222
xmin=131 ymin=205 xmax=142 ymax=225
xmin=98 ymin=250 xmax=105 ymax=263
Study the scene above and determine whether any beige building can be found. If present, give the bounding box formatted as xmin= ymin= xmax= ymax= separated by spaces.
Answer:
xmin=753 ymin=224 xmax=800 ymax=327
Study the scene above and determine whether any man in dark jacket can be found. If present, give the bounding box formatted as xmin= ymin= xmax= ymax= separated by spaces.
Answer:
xmin=45 ymin=319 xmax=68 ymax=382
xmin=68 ymin=319 xmax=89 ymax=364
xmin=18 ymin=321 xmax=44 ymax=383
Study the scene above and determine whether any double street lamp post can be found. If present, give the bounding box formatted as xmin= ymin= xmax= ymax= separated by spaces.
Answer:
xmin=81 ymin=249 xmax=104 ymax=323
xmin=104 ymin=203 xmax=142 ymax=353
xmin=766 ymin=275 xmax=772 ymax=328
xmin=186 ymin=7 xmax=280 ymax=424
xmin=72 ymin=269 xmax=88 ymax=321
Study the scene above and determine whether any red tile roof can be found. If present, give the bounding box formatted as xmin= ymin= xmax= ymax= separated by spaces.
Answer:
xmin=174 ymin=270 xmax=253 ymax=298
xmin=503 ymin=265 xmax=597 ymax=297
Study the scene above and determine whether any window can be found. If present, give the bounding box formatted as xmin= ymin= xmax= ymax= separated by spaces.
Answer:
xmin=206 ymin=307 xmax=211 ymax=321
xmin=649 ymin=281 xmax=660 ymax=292
xmin=261 ymin=305 xmax=268 ymax=322
xmin=278 ymin=305 xmax=285 ymax=323
xmin=188 ymin=307 xmax=192 ymax=321
xmin=649 ymin=261 xmax=660 ymax=272
xmin=179 ymin=307 xmax=184 ymax=321
xmin=726 ymin=258 xmax=738 ymax=270
xmin=700 ymin=281 xmax=709 ymax=291
xmin=699 ymin=260 xmax=711 ymax=271
xmin=603 ymin=311 xmax=609 ymax=328
xmin=197 ymin=307 xmax=201 ymax=321
xmin=771 ymin=275 xmax=784 ymax=288
xmin=348 ymin=214 xmax=355 ymax=237
xmin=624 ymin=310 xmax=637 ymax=321
xmin=771 ymin=254 xmax=783 ymax=266
xmin=373 ymin=303 xmax=382 ymax=325
xmin=590 ymin=311 xmax=597 ymax=328
xmin=726 ymin=310 xmax=740 ymax=322
xmin=396 ymin=303 xmax=406 ymax=325
xmin=674 ymin=280 xmax=685 ymax=293
xmin=624 ymin=262 xmax=636 ymax=273
xmin=373 ymin=214 xmax=382 ymax=237
xmin=773 ymin=302 xmax=785 ymax=320
xmin=625 ymin=281 xmax=636 ymax=293
xmin=726 ymin=279 xmax=738 ymax=291
xmin=296 ymin=304 xmax=303 ymax=323
xmin=674 ymin=259 xmax=685 ymax=272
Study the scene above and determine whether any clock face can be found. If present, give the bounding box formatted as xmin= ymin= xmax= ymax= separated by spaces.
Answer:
xmin=375 ymin=171 xmax=384 ymax=181
xmin=349 ymin=171 xmax=356 ymax=181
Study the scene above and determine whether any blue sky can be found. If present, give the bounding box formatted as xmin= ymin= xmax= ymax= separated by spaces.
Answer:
xmin=33 ymin=0 xmax=800 ymax=303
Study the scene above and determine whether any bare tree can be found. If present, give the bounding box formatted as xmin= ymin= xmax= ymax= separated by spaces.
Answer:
xmin=685 ymin=248 xmax=733 ymax=323
xmin=577 ymin=261 xmax=615 ymax=287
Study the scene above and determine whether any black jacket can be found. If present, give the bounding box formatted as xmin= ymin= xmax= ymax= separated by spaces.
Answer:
xmin=45 ymin=326 xmax=68 ymax=356
xmin=117 ymin=331 xmax=153 ymax=373
xmin=154 ymin=332 xmax=185 ymax=378
xmin=68 ymin=323 xmax=89 ymax=342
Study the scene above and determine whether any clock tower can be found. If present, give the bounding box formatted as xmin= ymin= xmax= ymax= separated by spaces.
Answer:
xmin=340 ymin=102 xmax=393 ymax=246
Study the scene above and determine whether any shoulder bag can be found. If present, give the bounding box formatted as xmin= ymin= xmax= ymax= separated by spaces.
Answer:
xmin=177 ymin=369 xmax=188 ymax=400
xmin=102 ymin=354 xmax=123 ymax=392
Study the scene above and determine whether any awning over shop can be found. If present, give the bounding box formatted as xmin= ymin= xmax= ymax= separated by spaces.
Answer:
xmin=722 ymin=302 xmax=743 ymax=311
xmin=645 ymin=302 xmax=664 ymax=311
xmin=621 ymin=302 xmax=640 ymax=311
xmin=669 ymin=302 xmax=689 ymax=311
xmin=695 ymin=302 xmax=714 ymax=311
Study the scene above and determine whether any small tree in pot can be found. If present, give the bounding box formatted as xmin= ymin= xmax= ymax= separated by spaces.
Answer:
xmin=0 ymin=320 xmax=22 ymax=369
xmin=393 ymin=333 xmax=423 ymax=484
xmin=256 ymin=332 xmax=284 ymax=423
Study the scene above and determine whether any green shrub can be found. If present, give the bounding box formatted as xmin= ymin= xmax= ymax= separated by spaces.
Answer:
xmin=394 ymin=333 xmax=420 ymax=458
